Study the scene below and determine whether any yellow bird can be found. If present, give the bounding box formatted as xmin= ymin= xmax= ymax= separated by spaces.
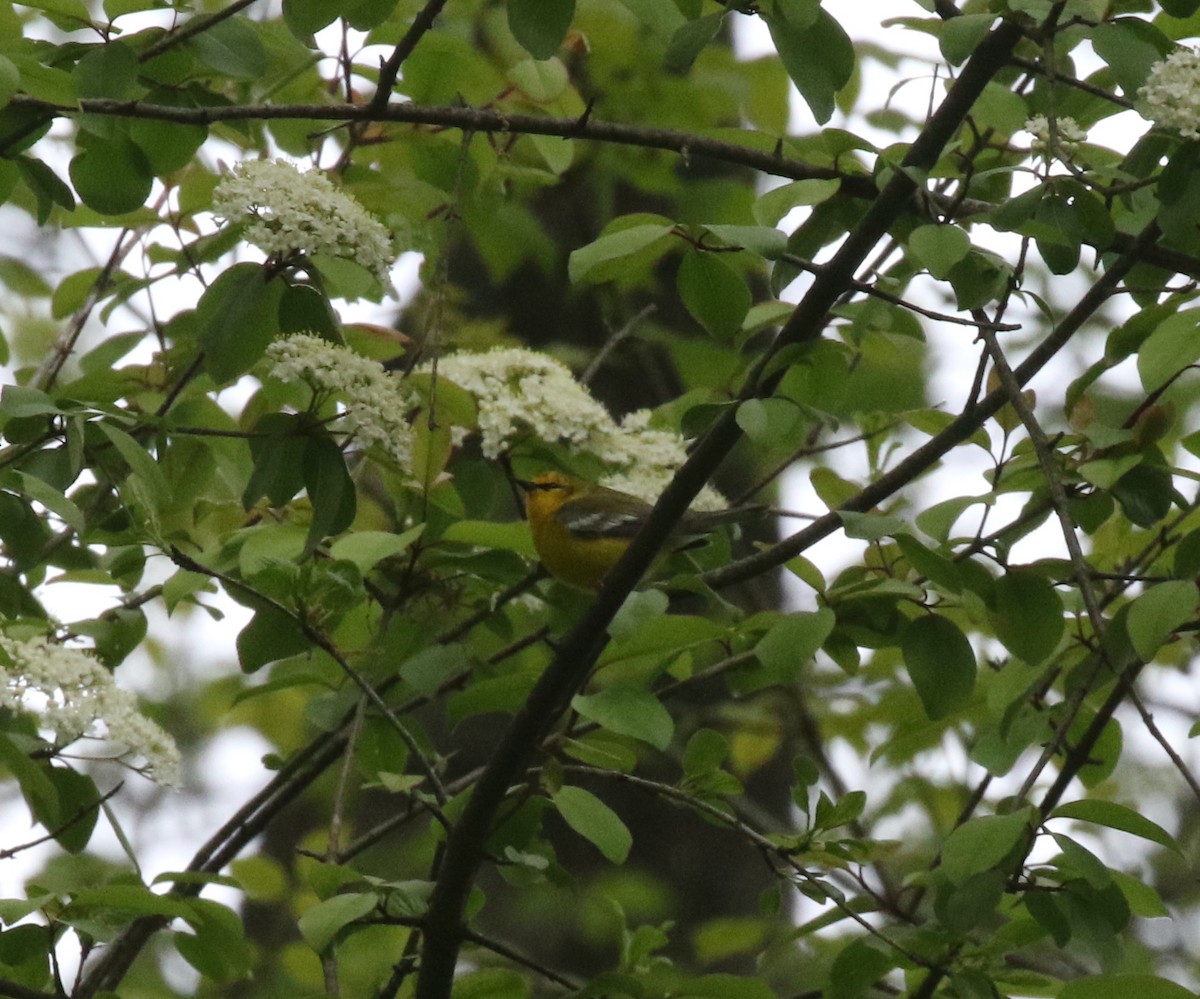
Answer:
xmin=518 ymin=471 xmax=759 ymax=591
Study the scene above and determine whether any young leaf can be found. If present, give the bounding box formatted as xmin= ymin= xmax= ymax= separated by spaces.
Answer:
xmin=1126 ymin=580 xmax=1198 ymax=661
xmin=572 ymin=685 xmax=673 ymax=750
xmin=552 ymin=785 xmax=632 ymax=863
xmin=940 ymin=811 xmax=1031 ymax=885
xmin=1052 ymin=799 xmax=1180 ymax=854
xmin=297 ymin=893 xmax=377 ymax=953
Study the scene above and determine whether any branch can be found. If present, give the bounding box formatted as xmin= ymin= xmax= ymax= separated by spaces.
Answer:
xmin=138 ymin=0 xmax=263 ymax=61
xmin=9 ymin=94 xmax=844 ymax=185
xmin=0 ymin=981 xmax=57 ymax=999
xmin=412 ymin=18 xmax=1025 ymax=999
xmin=701 ymin=220 xmax=1161 ymax=592
xmin=370 ymin=0 xmax=450 ymax=114
xmin=9 ymin=94 xmax=1200 ymax=279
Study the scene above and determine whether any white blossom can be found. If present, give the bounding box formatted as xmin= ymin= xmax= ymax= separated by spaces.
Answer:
xmin=212 ymin=159 xmax=396 ymax=292
xmin=432 ymin=348 xmax=726 ymax=508
xmin=266 ymin=334 xmax=416 ymax=470
xmin=1138 ymin=48 xmax=1200 ymax=139
xmin=1025 ymin=114 xmax=1087 ymax=153
xmin=431 ymin=348 xmax=615 ymax=459
xmin=0 ymin=636 xmax=180 ymax=787
xmin=596 ymin=411 xmax=726 ymax=511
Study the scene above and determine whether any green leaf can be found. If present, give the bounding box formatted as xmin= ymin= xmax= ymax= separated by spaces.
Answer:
xmin=908 ymin=224 xmax=971 ymax=280
xmin=895 ymin=534 xmax=962 ymax=594
xmin=1109 ymin=869 xmax=1171 ymax=918
xmin=1111 ymin=463 xmax=1174 ymax=527
xmin=736 ymin=397 xmax=804 ymax=445
xmin=572 ymin=685 xmax=673 ymax=750
xmin=17 ymin=156 xmax=75 ymax=222
xmin=236 ymin=603 xmax=311 ymax=674
xmin=96 ymin=422 xmax=170 ymax=501
xmin=1126 ymin=580 xmax=1198 ymax=661
xmin=507 ymin=57 xmax=569 ymax=102
xmin=939 ymin=12 xmax=995 ymax=64
xmin=941 ymin=811 xmax=1031 ymax=885
xmin=454 ymin=968 xmax=532 ymax=999
xmin=702 ymin=224 xmax=788 ymax=259
xmin=682 ymin=728 xmax=729 ymax=777
xmin=664 ymin=11 xmax=725 ymax=73
xmin=1052 ymin=832 xmax=1113 ymax=890
xmin=901 ymin=614 xmax=976 ymax=720
xmin=753 ymin=178 xmax=840 ymax=226
xmin=763 ymin=7 xmax=854 ymax=124
xmin=14 ymin=0 xmax=92 ymax=28
xmin=282 ymin=0 xmax=340 ymax=37
xmin=72 ymin=41 xmax=141 ymax=100
xmin=69 ymin=136 xmax=153 ymax=215
xmin=990 ymin=568 xmax=1064 ymax=665
xmin=1136 ymin=309 xmax=1200 ymax=393
xmin=1059 ymin=974 xmax=1196 ymax=999
xmin=828 ymin=938 xmax=894 ymax=999
xmin=0 ymin=55 xmax=19 ymax=109
xmin=328 ymin=526 xmax=424 ymax=572
xmin=128 ymin=95 xmax=208 ymax=176
xmin=399 ymin=645 xmax=465 ymax=696
xmin=0 ymin=385 xmax=60 ymax=419
xmin=676 ymin=251 xmax=752 ymax=339
xmin=442 ymin=519 xmax=536 ymax=557
xmin=568 ymin=223 xmax=674 ymax=285
xmin=551 ymin=785 xmax=632 ymax=863
xmin=196 ymin=263 xmax=285 ymax=384
xmin=12 ymin=471 xmax=85 ymax=533
xmin=297 ymin=893 xmax=377 ymax=953
xmin=187 ymin=15 xmax=269 ymax=80
xmin=1091 ymin=18 xmax=1173 ymax=96
xmin=0 ymin=731 xmax=59 ymax=828
xmin=508 ymin=0 xmax=575 ymax=60
xmin=301 ymin=436 xmax=356 ymax=554
xmin=751 ymin=609 xmax=835 ymax=690
xmin=67 ymin=884 xmax=196 ymax=920
xmin=174 ymin=899 xmax=252 ymax=982
xmin=46 ymin=766 xmax=100 ymax=854
xmin=244 ymin=413 xmax=309 ymax=508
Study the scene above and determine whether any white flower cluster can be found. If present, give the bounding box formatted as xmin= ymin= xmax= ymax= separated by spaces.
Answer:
xmin=211 ymin=159 xmax=396 ymax=292
xmin=432 ymin=348 xmax=725 ymax=509
xmin=1139 ymin=48 xmax=1200 ymax=139
xmin=1025 ymin=114 xmax=1087 ymax=153
xmin=433 ymin=349 xmax=613 ymax=459
xmin=266 ymin=334 xmax=416 ymax=469
xmin=0 ymin=636 xmax=180 ymax=787
xmin=596 ymin=410 xmax=725 ymax=510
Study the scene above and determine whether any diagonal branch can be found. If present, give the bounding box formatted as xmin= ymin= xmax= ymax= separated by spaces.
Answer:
xmin=412 ymin=18 xmax=1026 ymax=999
xmin=369 ymin=0 xmax=451 ymax=114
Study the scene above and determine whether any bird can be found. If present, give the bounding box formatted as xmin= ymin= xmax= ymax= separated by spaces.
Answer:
xmin=517 ymin=471 xmax=760 ymax=591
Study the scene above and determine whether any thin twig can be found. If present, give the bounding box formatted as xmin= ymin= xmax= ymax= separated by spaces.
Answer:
xmin=168 ymin=547 xmax=450 ymax=808
xmin=784 ymin=254 xmax=1021 ymax=330
xmin=139 ymin=0 xmax=263 ymax=61
xmin=460 ymin=928 xmax=580 ymax=990
xmin=581 ymin=304 xmax=657 ymax=385
xmin=369 ymin=0 xmax=451 ymax=114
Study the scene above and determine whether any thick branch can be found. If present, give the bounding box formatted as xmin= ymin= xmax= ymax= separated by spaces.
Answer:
xmin=412 ymin=18 xmax=1025 ymax=999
